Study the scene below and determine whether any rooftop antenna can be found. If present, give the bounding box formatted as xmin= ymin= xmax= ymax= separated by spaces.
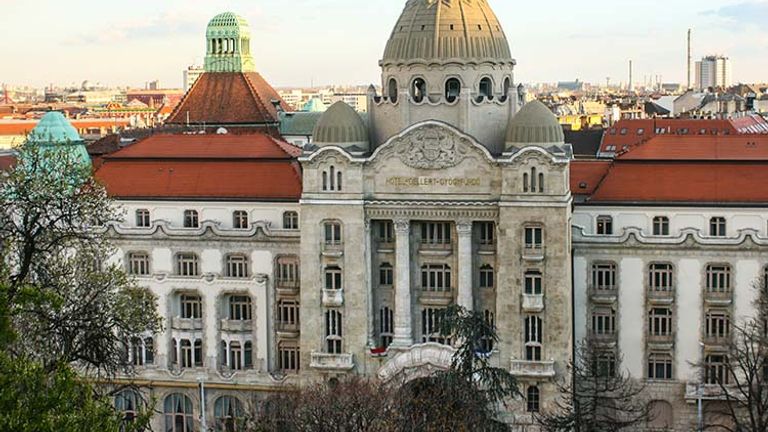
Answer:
xmin=628 ymin=60 xmax=633 ymax=92
xmin=687 ymin=29 xmax=692 ymax=90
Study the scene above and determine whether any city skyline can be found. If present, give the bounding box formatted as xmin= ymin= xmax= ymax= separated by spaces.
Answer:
xmin=1 ymin=0 xmax=767 ymax=88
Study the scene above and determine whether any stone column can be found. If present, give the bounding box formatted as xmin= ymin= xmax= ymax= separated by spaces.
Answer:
xmin=364 ymin=219 xmax=376 ymax=347
xmin=392 ymin=219 xmax=413 ymax=348
xmin=457 ymin=221 xmax=474 ymax=310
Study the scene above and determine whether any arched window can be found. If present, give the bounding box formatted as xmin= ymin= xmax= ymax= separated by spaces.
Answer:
xmin=329 ymin=166 xmax=336 ymax=190
xmin=524 ymin=270 xmax=543 ymax=295
xmin=526 ymin=386 xmax=540 ymax=412
xmin=530 ymin=167 xmax=537 ymax=192
xmin=322 ymin=171 xmax=328 ymax=191
xmin=445 ymin=78 xmax=461 ymax=103
xmin=503 ymin=77 xmax=511 ymax=98
xmin=388 ymin=78 xmax=398 ymax=102
xmin=337 ymin=170 xmax=343 ymax=191
xmin=164 ymin=393 xmax=194 ymax=432
xmin=324 ymin=221 xmax=343 ymax=245
xmin=115 ymin=390 xmax=141 ymax=425
xmin=411 ymin=78 xmax=427 ymax=103
xmin=322 ymin=166 xmax=343 ymax=192
xmin=479 ymin=77 xmax=493 ymax=100
xmin=325 ymin=266 xmax=343 ymax=290
xmin=538 ymin=173 xmax=545 ymax=193
xmin=523 ymin=173 xmax=529 ymax=193
xmin=479 ymin=264 xmax=494 ymax=288
xmin=647 ymin=400 xmax=674 ymax=429
xmin=214 ymin=396 xmax=244 ymax=432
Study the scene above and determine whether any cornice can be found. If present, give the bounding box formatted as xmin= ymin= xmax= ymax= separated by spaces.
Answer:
xmin=572 ymin=225 xmax=768 ymax=250
xmin=106 ymin=220 xmax=300 ymax=243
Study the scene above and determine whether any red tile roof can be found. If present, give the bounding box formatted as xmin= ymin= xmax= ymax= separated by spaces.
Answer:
xmin=587 ymin=162 xmax=768 ymax=204
xmin=619 ymin=135 xmax=768 ymax=161
xmin=570 ymin=160 xmax=611 ymax=195
xmin=0 ymin=155 xmax=16 ymax=171
xmin=167 ymin=73 xmax=291 ymax=126
xmin=0 ymin=119 xmax=130 ymax=136
xmin=95 ymin=133 xmax=302 ymax=201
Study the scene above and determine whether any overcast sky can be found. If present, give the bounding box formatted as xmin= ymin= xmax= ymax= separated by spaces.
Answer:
xmin=1 ymin=0 xmax=766 ymax=89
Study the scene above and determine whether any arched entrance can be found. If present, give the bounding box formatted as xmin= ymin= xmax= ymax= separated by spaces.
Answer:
xmin=377 ymin=343 xmax=455 ymax=384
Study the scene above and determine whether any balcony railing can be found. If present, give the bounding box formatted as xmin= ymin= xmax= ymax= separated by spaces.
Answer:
xmin=171 ymin=317 xmax=204 ymax=331
xmin=522 ymin=294 xmax=545 ymax=313
xmin=275 ymin=322 xmax=300 ymax=338
xmin=522 ymin=245 xmax=545 ymax=261
xmin=322 ymin=289 xmax=344 ymax=307
xmin=419 ymin=289 xmax=454 ymax=306
xmin=704 ymin=290 xmax=733 ymax=305
xmin=510 ymin=360 xmax=556 ymax=378
xmin=321 ymin=242 xmax=344 ymax=257
xmin=419 ymin=241 xmax=453 ymax=256
xmin=702 ymin=335 xmax=731 ymax=347
xmin=647 ymin=333 xmax=674 ymax=346
xmin=647 ymin=289 xmax=675 ymax=304
xmin=219 ymin=319 xmax=253 ymax=333
xmin=310 ymin=352 xmax=354 ymax=371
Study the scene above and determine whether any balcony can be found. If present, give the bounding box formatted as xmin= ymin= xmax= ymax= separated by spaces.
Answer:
xmin=171 ymin=317 xmax=204 ymax=331
xmin=510 ymin=360 xmax=556 ymax=378
xmin=322 ymin=289 xmax=344 ymax=307
xmin=418 ymin=242 xmax=453 ymax=257
xmin=685 ymin=383 xmax=733 ymax=401
xmin=589 ymin=287 xmax=618 ymax=304
xmin=588 ymin=332 xmax=618 ymax=346
xmin=419 ymin=290 xmax=454 ymax=306
xmin=377 ymin=242 xmax=395 ymax=253
xmin=647 ymin=289 xmax=675 ymax=305
xmin=522 ymin=294 xmax=545 ymax=313
xmin=220 ymin=319 xmax=253 ymax=333
xmin=310 ymin=352 xmax=354 ymax=371
xmin=647 ymin=333 xmax=674 ymax=348
xmin=276 ymin=322 xmax=300 ymax=339
xmin=704 ymin=290 xmax=733 ymax=306
xmin=702 ymin=335 xmax=731 ymax=347
xmin=522 ymin=245 xmax=545 ymax=262
xmin=276 ymin=280 xmax=300 ymax=296
xmin=477 ymin=242 xmax=496 ymax=255
xmin=322 ymin=242 xmax=344 ymax=258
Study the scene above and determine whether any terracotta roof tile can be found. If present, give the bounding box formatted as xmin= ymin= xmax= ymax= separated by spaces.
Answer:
xmin=167 ymin=72 xmax=291 ymax=125
xmin=570 ymin=160 xmax=612 ymax=195
xmin=619 ymin=135 xmax=768 ymax=161
xmin=105 ymin=133 xmax=298 ymax=160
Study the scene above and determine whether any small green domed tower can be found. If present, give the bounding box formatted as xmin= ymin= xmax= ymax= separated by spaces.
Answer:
xmin=27 ymin=112 xmax=90 ymax=170
xmin=204 ymin=12 xmax=255 ymax=73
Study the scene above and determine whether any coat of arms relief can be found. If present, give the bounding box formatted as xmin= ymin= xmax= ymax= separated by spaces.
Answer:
xmin=393 ymin=124 xmax=471 ymax=170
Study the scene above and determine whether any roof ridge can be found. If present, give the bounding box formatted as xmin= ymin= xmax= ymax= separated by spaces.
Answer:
xmin=585 ymin=160 xmax=616 ymax=202
xmin=242 ymin=73 xmax=277 ymax=124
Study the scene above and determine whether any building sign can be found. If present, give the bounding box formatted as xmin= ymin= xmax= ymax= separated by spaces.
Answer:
xmin=386 ymin=176 xmax=481 ymax=188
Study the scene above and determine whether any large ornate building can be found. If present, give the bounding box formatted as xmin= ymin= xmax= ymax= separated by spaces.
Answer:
xmin=86 ymin=2 xmax=768 ymax=432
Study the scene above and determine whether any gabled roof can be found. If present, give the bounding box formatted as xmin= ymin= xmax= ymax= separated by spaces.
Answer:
xmin=95 ymin=133 xmax=302 ymax=201
xmin=166 ymin=72 xmax=291 ymax=126
xmin=619 ymin=135 xmax=768 ymax=161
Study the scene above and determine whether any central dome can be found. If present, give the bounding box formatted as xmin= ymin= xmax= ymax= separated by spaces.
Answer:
xmin=382 ymin=0 xmax=513 ymax=67
xmin=207 ymin=12 xmax=250 ymax=37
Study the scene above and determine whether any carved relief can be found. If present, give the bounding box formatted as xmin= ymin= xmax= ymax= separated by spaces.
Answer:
xmin=392 ymin=124 xmax=471 ymax=170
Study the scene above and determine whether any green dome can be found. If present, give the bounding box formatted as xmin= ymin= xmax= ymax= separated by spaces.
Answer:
xmin=26 ymin=112 xmax=90 ymax=168
xmin=302 ymin=98 xmax=327 ymax=113
xmin=505 ymin=100 xmax=564 ymax=148
xmin=313 ymin=102 xmax=369 ymax=152
xmin=207 ymin=12 xmax=250 ymax=37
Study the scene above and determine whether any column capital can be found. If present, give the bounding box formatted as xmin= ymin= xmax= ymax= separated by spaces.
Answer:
xmin=394 ymin=219 xmax=410 ymax=234
xmin=456 ymin=220 xmax=473 ymax=235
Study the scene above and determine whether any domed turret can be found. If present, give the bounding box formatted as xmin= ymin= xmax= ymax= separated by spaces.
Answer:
xmin=505 ymin=100 xmax=564 ymax=149
xmin=26 ymin=112 xmax=90 ymax=168
xmin=204 ymin=12 xmax=255 ymax=73
xmin=382 ymin=0 xmax=513 ymax=67
xmin=312 ymin=102 xmax=369 ymax=153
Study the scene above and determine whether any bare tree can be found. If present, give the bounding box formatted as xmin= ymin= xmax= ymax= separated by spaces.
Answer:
xmin=537 ymin=341 xmax=651 ymax=432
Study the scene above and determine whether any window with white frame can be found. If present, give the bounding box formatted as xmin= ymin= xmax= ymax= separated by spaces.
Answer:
xmin=524 ymin=315 xmax=543 ymax=361
xmin=422 ymin=307 xmax=451 ymax=345
xmin=378 ymin=221 xmax=394 ymax=244
xmin=709 ymin=217 xmax=726 ymax=237
xmin=648 ymin=353 xmax=673 ymax=380
xmin=232 ymin=211 xmax=249 ymax=229
xmin=380 ymin=306 xmax=394 ymax=348
xmin=706 ymin=264 xmax=731 ymax=293
xmin=173 ymin=338 xmax=203 ymax=368
xmin=591 ymin=308 xmax=616 ymax=336
xmin=379 ymin=263 xmax=394 ymax=286
xmin=325 ymin=266 xmax=343 ymax=290
xmin=176 ymin=253 xmax=199 ymax=277
xmin=591 ymin=262 xmax=617 ymax=291
xmin=278 ymin=343 xmax=300 ymax=372
xmin=225 ymin=254 xmax=249 ymax=278
xmin=283 ymin=211 xmax=299 ymax=230
xmin=706 ymin=310 xmax=731 ymax=339
xmin=128 ymin=336 xmax=154 ymax=366
xmin=228 ymin=295 xmax=252 ymax=321
xmin=597 ymin=216 xmax=613 ymax=235
xmin=649 ymin=263 xmax=674 ymax=292
xmin=277 ymin=257 xmax=299 ymax=287
xmin=220 ymin=341 xmax=252 ymax=370
xmin=648 ymin=307 xmax=673 ymax=337
xmin=183 ymin=210 xmax=199 ymax=228
xmin=705 ymin=354 xmax=729 ymax=384
xmin=527 ymin=386 xmax=540 ymax=413
xmin=135 ymin=209 xmax=151 ymax=228
xmin=479 ymin=265 xmax=495 ymax=289
xmin=325 ymin=310 xmax=343 ymax=354
xmin=164 ymin=393 xmax=194 ymax=432
xmin=127 ymin=252 xmax=150 ymax=276
xmin=277 ymin=300 xmax=299 ymax=329
xmin=180 ymin=294 xmax=202 ymax=319
xmin=421 ymin=264 xmax=452 ymax=292
xmin=324 ymin=222 xmax=342 ymax=245
xmin=524 ymin=270 xmax=543 ymax=295
xmin=479 ymin=222 xmax=495 ymax=245
xmin=524 ymin=226 xmax=543 ymax=250
xmin=653 ymin=216 xmax=670 ymax=236
xmin=421 ymin=222 xmax=452 ymax=245
xmin=214 ymin=396 xmax=244 ymax=432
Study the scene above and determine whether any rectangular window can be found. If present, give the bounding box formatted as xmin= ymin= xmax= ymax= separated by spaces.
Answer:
xmin=135 ymin=209 xmax=150 ymax=228
xmin=595 ymin=351 xmax=617 ymax=377
xmin=648 ymin=307 xmax=673 ymax=336
xmin=479 ymin=222 xmax=495 ymax=246
xmin=176 ymin=253 xmax=199 ymax=277
xmin=233 ymin=211 xmax=249 ymax=229
xmin=648 ymin=353 xmax=673 ymax=380
xmin=180 ymin=295 xmax=202 ymax=319
xmin=324 ymin=222 xmax=342 ymax=245
xmin=597 ymin=216 xmax=613 ymax=235
xmin=228 ymin=296 xmax=252 ymax=321
xmin=524 ymin=315 xmax=543 ymax=361
xmin=706 ymin=355 xmax=729 ymax=385
xmin=325 ymin=267 xmax=343 ymax=290
xmin=706 ymin=265 xmax=731 ymax=293
xmin=325 ymin=310 xmax=343 ymax=354
xmin=653 ymin=216 xmax=670 ymax=236
xmin=481 ymin=310 xmax=495 ymax=353
xmin=184 ymin=210 xmax=199 ymax=228
xmin=649 ymin=263 xmax=674 ymax=292
xmin=421 ymin=264 xmax=452 ymax=292
xmin=128 ymin=252 xmax=150 ymax=276
xmin=277 ymin=258 xmax=299 ymax=286
xmin=378 ymin=221 xmax=394 ymax=244
xmin=524 ymin=270 xmax=543 ymax=295
xmin=421 ymin=222 xmax=452 ymax=245
xmin=277 ymin=300 xmax=299 ymax=328
xmin=379 ymin=263 xmax=394 ymax=286
xmin=421 ymin=308 xmax=450 ymax=345
xmin=479 ymin=265 xmax=495 ymax=289
xmin=706 ymin=310 xmax=731 ymax=339
xmin=524 ymin=226 xmax=544 ymax=250
xmin=709 ymin=217 xmax=726 ymax=237
xmin=278 ymin=345 xmax=300 ymax=372
xmin=283 ymin=211 xmax=299 ymax=230
xmin=591 ymin=262 xmax=616 ymax=291
xmin=591 ymin=308 xmax=616 ymax=335
xmin=380 ymin=307 xmax=394 ymax=348
xmin=226 ymin=255 xmax=249 ymax=278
